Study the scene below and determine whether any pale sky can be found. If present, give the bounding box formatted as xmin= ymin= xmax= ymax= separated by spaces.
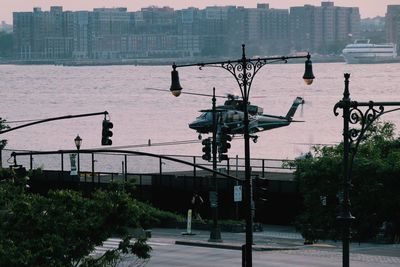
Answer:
xmin=1 ymin=0 xmax=399 ymax=23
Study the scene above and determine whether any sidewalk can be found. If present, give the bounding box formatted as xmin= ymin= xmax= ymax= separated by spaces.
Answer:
xmin=149 ymin=225 xmax=400 ymax=258
xmin=151 ymin=225 xmax=311 ymax=250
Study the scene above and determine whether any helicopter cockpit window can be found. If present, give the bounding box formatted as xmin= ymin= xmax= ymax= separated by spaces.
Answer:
xmin=197 ymin=112 xmax=212 ymax=120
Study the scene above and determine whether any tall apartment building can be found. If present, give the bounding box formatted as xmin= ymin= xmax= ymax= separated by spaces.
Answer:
xmin=259 ymin=5 xmax=290 ymax=55
xmin=13 ymin=3 xmax=361 ymax=60
xmin=88 ymin=8 xmax=130 ymax=59
xmin=73 ymin=11 xmax=89 ymax=59
xmin=290 ymin=1 xmax=360 ymax=52
xmin=226 ymin=4 xmax=290 ymax=56
xmin=13 ymin=12 xmax=32 ymax=59
xmin=386 ymin=5 xmax=400 ymax=52
xmin=13 ymin=7 xmax=74 ymax=59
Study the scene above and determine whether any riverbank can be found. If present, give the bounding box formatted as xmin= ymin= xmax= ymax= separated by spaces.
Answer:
xmin=0 ymin=55 xmax=345 ymax=66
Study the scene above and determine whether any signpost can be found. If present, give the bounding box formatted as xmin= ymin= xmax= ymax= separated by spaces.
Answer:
xmin=234 ymin=185 xmax=242 ymax=202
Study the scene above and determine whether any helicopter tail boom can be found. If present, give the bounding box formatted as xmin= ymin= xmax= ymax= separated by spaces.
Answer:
xmin=285 ymin=97 xmax=304 ymax=119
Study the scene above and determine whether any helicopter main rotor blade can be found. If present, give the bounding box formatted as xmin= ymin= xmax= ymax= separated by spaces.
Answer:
xmin=199 ymin=108 xmax=229 ymax=112
xmin=145 ymin=88 xmax=228 ymax=98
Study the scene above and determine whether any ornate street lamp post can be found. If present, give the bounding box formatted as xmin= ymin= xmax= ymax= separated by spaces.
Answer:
xmin=170 ymin=44 xmax=314 ymax=267
xmin=74 ymin=134 xmax=82 ymax=175
xmin=334 ymin=73 xmax=400 ymax=267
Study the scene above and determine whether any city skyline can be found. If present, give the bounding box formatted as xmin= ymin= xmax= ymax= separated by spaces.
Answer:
xmin=1 ymin=0 xmax=399 ymax=23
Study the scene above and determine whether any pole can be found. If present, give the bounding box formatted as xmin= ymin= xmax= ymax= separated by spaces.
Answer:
xmin=77 ymin=148 xmax=80 ymax=186
xmin=340 ymin=73 xmax=354 ymax=267
xmin=333 ymin=74 xmax=400 ymax=267
xmin=0 ymin=111 xmax=108 ymax=134
xmin=209 ymin=87 xmax=222 ymax=242
xmin=171 ymin=45 xmax=314 ymax=267
xmin=241 ymin=44 xmax=253 ymax=267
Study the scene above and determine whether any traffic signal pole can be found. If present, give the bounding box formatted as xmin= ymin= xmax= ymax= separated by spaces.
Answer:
xmin=0 ymin=111 xmax=109 ymax=135
xmin=209 ymin=87 xmax=222 ymax=242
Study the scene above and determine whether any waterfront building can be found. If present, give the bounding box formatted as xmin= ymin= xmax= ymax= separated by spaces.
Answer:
xmin=12 ymin=3 xmax=361 ymax=61
xmin=289 ymin=5 xmax=316 ymax=52
xmin=386 ymin=5 xmax=400 ymax=52
xmin=260 ymin=6 xmax=290 ymax=55
xmin=13 ymin=12 xmax=32 ymax=59
xmin=88 ymin=8 xmax=130 ymax=59
xmin=13 ymin=7 xmax=74 ymax=60
xmin=289 ymin=1 xmax=360 ymax=53
xmin=73 ymin=11 xmax=89 ymax=59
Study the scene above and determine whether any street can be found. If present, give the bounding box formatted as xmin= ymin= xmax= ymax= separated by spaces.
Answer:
xmin=93 ymin=227 xmax=400 ymax=267
xmin=118 ymin=241 xmax=400 ymax=267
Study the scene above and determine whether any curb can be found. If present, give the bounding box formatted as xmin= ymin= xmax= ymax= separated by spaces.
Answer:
xmin=175 ymin=240 xmax=300 ymax=251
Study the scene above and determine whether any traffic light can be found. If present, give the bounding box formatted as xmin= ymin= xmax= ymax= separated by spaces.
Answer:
xmin=102 ymin=119 xmax=113 ymax=145
xmin=202 ymin=138 xmax=212 ymax=161
xmin=218 ymin=126 xmax=231 ymax=161
xmin=253 ymin=176 xmax=269 ymax=203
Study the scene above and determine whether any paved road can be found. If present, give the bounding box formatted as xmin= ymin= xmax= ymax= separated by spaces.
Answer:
xmin=117 ymin=242 xmax=399 ymax=267
xmin=92 ymin=227 xmax=400 ymax=267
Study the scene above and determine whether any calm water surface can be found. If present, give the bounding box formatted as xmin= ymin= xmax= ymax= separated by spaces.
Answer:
xmin=1 ymin=62 xmax=399 ymax=164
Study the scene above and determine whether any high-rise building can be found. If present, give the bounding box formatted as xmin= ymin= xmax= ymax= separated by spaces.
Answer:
xmin=73 ymin=11 xmax=89 ymax=59
xmin=13 ymin=12 xmax=33 ymax=59
xmin=386 ymin=5 xmax=400 ymax=52
xmin=290 ymin=2 xmax=360 ymax=53
xmin=13 ymin=7 xmax=75 ymax=60
xmin=290 ymin=5 xmax=316 ymax=52
xmin=260 ymin=7 xmax=290 ymax=55
xmin=12 ymin=3 xmax=364 ymax=61
xmin=88 ymin=8 xmax=130 ymax=59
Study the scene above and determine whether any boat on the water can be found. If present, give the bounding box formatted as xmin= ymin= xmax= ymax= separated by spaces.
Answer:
xmin=342 ymin=39 xmax=398 ymax=64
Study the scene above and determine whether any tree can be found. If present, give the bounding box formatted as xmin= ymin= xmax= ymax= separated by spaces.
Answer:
xmin=291 ymin=121 xmax=400 ymax=242
xmin=0 ymin=175 xmax=152 ymax=267
xmin=0 ymin=117 xmax=9 ymax=149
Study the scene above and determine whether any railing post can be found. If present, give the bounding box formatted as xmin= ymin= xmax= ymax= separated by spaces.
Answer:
xmin=227 ymin=157 xmax=230 ymax=175
xmin=91 ymin=153 xmax=95 ymax=187
xmin=193 ymin=156 xmax=196 ymax=179
xmin=262 ymin=159 xmax=265 ymax=178
xmin=124 ymin=154 xmax=127 ymax=182
xmin=236 ymin=155 xmax=239 ymax=178
xmin=159 ymin=157 xmax=162 ymax=177
xmin=30 ymin=152 xmax=33 ymax=170
xmin=61 ymin=152 xmax=64 ymax=178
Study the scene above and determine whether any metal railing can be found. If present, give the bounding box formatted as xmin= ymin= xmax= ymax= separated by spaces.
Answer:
xmin=1 ymin=148 xmax=295 ymax=179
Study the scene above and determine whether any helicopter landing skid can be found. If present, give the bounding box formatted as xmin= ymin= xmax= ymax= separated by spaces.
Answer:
xmin=250 ymin=135 xmax=259 ymax=143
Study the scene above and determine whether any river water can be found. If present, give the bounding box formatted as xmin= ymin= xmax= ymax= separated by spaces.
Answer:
xmin=1 ymin=62 xmax=399 ymax=165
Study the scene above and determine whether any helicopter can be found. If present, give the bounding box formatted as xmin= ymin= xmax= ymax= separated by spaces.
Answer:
xmin=189 ymin=94 xmax=305 ymax=142
xmin=145 ymin=88 xmax=305 ymax=143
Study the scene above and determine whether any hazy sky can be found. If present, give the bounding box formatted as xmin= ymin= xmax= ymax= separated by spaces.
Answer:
xmin=1 ymin=0 xmax=399 ymax=23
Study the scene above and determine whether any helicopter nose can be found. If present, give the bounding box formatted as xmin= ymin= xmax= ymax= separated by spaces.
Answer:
xmin=189 ymin=121 xmax=199 ymax=129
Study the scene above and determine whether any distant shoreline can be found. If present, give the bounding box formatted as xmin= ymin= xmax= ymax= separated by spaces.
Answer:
xmin=0 ymin=56 xmax=346 ymax=66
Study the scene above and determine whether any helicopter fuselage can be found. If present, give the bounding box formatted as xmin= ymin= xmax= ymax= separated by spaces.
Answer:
xmin=188 ymin=96 xmax=303 ymax=136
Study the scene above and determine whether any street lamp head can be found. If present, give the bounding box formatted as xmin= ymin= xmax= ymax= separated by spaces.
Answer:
xmin=303 ymin=54 xmax=315 ymax=85
xmin=74 ymin=134 xmax=82 ymax=150
xmin=170 ymin=64 xmax=182 ymax=97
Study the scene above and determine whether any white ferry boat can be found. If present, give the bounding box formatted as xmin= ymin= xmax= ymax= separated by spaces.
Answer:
xmin=342 ymin=39 xmax=398 ymax=64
